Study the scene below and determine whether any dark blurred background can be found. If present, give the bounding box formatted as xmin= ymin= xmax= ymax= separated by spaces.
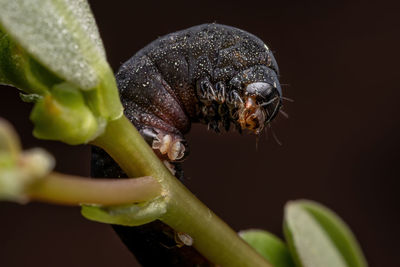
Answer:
xmin=1 ymin=0 xmax=399 ymax=266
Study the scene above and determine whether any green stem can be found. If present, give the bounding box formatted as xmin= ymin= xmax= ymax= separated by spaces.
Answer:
xmin=92 ymin=115 xmax=272 ymax=267
xmin=27 ymin=172 xmax=161 ymax=206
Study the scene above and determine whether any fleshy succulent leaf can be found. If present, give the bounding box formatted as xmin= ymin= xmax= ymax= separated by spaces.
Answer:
xmin=81 ymin=197 xmax=167 ymax=226
xmin=30 ymin=83 xmax=100 ymax=145
xmin=0 ymin=0 xmax=123 ymax=145
xmin=0 ymin=0 xmax=105 ymax=90
xmin=239 ymin=229 xmax=295 ymax=267
xmin=296 ymin=200 xmax=368 ymax=267
xmin=284 ymin=200 xmax=368 ymax=267
xmin=0 ymin=119 xmax=55 ymax=202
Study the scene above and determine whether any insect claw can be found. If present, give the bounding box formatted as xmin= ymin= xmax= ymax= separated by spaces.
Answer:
xmin=235 ymin=92 xmax=243 ymax=104
xmin=215 ymin=82 xmax=226 ymax=103
xmin=207 ymin=86 xmax=217 ymax=100
xmin=197 ymin=78 xmax=215 ymax=102
xmin=228 ymin=90 xmax=243 ymax=108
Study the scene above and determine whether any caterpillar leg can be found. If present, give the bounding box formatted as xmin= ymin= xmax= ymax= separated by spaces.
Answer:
xmin=139 ymin=126 xmax=187 ymax=180
xmin=196 ymin=77 xmax=227 ymax=104
xmin=139 ymin=126 xmax=189 ymax=162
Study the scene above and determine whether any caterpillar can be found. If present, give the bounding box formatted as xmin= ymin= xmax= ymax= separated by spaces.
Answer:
xmin=116 ymin=23 xmax=282 ymax=162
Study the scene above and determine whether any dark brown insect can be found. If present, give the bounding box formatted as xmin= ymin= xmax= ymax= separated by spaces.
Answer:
xmin=116 ymin=23 xmax=282 ymax=162
xmin=92 ymin=24 xmax=282 ymax=266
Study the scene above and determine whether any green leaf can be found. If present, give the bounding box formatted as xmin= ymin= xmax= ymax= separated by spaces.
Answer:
xmin=0 ymin=0 xmax=123 ymax=144
xmin=296 ymin=200 xmax=368 ymax=267
xmin=284 ymin=200 xmax=368 ymax=267
xmin=284 ymin=202 xmax=347 ymax=267
xmin=0 ymin=29 xmax=59 ymax=94
xmin=239 ymin=229 xmax=295 ymax=267
xmin=0 ymin=0 xmax=106 ymax=90
xmin=30 ymin=83 xmax=99 ymax=145
xmin=81 ymin=197 xmax=167 ymax=226
xmin=0 ymin=119 xmax=55 ymax=202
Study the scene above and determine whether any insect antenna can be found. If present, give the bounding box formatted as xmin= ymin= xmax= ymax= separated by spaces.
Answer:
xmin=264 ymin=99 xmax=281 ymax=123
xmin=264 ymin=125 xmax=270 ymax=142
xmin=279 ymin=109 xmax=289 ymax=119
xmin=268 ymin=124 xmax=282 ymax=146
xmin=260 ymin=96 xmax=279 ymax=107
xmin=281 ymin=96 xmax=294 ymax=102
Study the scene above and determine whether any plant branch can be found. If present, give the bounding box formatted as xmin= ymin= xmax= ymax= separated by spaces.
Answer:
xmin=27 ymin=173 xmax=161 ymax=206
xmin=91 ymin=115 xmax=272 ymax=267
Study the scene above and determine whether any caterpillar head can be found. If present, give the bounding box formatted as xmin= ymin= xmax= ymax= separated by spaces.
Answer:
xmin=238 ymin=82 xmax=282 ymax=134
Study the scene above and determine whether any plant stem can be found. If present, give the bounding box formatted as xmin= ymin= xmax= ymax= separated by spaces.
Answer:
xmin=92 ymin=115 xmax=272 ymax=267
xmin=27 ymin=173 xmax=161 ymax=206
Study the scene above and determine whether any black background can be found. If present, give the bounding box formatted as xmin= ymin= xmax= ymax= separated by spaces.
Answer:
xmin=1 ymin=1 xmax=399 ymax=266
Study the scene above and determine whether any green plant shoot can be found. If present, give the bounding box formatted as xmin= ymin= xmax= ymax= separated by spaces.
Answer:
xmin=0 ymin=0 xmax=123 ymax=145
